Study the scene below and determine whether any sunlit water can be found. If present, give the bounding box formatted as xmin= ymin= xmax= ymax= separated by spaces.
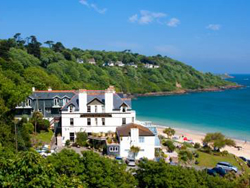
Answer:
xmin=133 ymin=75 xmax=250 ymax=141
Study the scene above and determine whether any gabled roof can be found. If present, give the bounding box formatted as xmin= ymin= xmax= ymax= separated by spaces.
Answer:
xmin=116 ymin=123 xmax=155 ymax=137
xmin=31 ymin=91 xmax=76 ymax=100
xmin=87 ymin=98 xmax=104 ymax=105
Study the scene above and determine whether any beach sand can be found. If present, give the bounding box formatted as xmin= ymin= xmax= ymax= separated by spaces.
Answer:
xmin=157 ymin=126 xmax=250 ymax=159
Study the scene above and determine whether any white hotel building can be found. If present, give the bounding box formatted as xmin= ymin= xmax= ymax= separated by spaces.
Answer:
xmin=60 ymin=86 xmax=136 ymax=144
xmin=16 ymin=86 xmax=159 ymax=159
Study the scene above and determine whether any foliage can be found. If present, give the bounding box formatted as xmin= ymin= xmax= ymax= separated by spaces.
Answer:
xmin=0 ymin=147 xmax=249 ymax=187
xmin=194 ymin=142 xmax=201 ymax=149
xmin=47 ymin=149 xmax=136 ymax=187
xmin=75 ymin=132 xmax=88 ymax=146
xmin=203 ymin=132 xmax=236 ymax=151
xmin=163 ymin=127 xmax=176 ymax=138
xmin=30 ymin=111 xmax=50 ymax=133
xmin=178 ymin=150 xmax=193 ymax=163
xmin=130 ymin=145 xmax=140 ymax=158
xmin=65 ymin=140 xmax=71 ymax=147
xmin=163 ymin=140 xmax=176 ymax=152
xmin=136 ymin=159 xmax=237 ymax=188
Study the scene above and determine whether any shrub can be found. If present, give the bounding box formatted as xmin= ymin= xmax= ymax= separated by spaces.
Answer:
xmin=179 ymin=150 xmax=193 ymax=163
xmin=65 ymin=140 xmax=70 ymax=147
xmin=76 ymin=132 xmax=88 ymax=146
xmin=221 ymin=150 xmax=229 ymax=156
xmin=107 ymin=137 xmax=112 ymax=144
xmin=163 ymin=140 xmax=176 ymax=152
xmin=194 ymin=142 xmax=201 ymax=149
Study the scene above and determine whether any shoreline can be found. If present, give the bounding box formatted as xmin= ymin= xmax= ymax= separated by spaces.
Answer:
xmin=156 ymin=125 xmax=250 ymax=159
xmin=128 ymin=85 xmax=243 ymax=98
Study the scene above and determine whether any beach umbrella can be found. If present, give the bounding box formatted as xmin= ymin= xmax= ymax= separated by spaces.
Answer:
xmin=183 ymin=137 xmax=188 ymax=141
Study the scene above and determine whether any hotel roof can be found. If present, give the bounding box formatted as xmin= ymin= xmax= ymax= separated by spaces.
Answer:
xmin=116 ymin=123 xmax=155 ymax=137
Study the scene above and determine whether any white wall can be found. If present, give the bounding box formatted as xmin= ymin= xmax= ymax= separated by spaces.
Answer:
xmin=119 ymin=136 xmax=155 ymax=160
xmin=61 ymin=111 xmax=136 ymax=145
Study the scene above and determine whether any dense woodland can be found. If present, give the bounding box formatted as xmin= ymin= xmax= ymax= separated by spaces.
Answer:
xmin=0 ymin=34 xmax=244 ymax=187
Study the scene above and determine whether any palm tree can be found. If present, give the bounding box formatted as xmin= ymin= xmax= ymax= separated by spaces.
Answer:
xmin=44 ymin=40 xmax=54 ymax=48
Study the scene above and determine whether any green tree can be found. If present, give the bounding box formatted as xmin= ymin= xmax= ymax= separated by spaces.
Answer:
xmin=163 ymin=127 xmax=176 ymax=138
xmin=203 ymin=132 xmax=236 ymax=151
xmin=163 ymin=140 xmax=176 ymax=152
xmin=76 ymin=132 xmax=88 ymax=146
xmin=26 ymin=35 xmax=41 ymax=58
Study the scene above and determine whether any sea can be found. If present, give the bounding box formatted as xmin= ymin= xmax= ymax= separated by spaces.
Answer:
xmin=132 ymin=74 xmax=250 ymax=141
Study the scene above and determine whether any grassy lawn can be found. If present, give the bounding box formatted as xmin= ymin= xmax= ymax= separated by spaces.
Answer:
xmin=32 ymin=130 xmax=53 ymax=144
xmin=196 ymin=151 xmax=250 ymax=174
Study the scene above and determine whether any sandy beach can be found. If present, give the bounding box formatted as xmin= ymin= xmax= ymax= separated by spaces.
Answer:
xmin=157 ymin=126 xmax=250 ymax=159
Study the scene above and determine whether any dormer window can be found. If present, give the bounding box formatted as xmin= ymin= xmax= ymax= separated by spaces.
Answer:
xmin=122 ymin=107 xmax=126 ymax=112
xmin=54 ymin=98 xmax=59 ymax=106
xmin=63 ymin=98 xmax=69 ymax=106
xmin=68 ymin=105 xmax=75 ymax=113
xmin=25 ymin=99 xmax=31 ymax=107
xmin=120 ymin=103 xmax=128 ymax=112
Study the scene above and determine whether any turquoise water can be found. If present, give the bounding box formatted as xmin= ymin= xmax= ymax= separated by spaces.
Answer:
xmin=133 ymin=75 xmax=250 ymax=141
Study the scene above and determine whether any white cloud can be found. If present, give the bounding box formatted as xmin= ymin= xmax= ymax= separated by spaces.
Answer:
xmin=167 ymin=18 xmax=180 ymax=27
xmin=129 ymin=14 xmax=138 ymax=23
xmin=79 ymin=0 xmax=107 ymax=14
xmin=129 ymin=10 xmax=167 ymax=24
xmin=79 ymin=0 xmax=89 ymax=7
xmin=90 ymin=4 xmax=107 ymax=14
xmin=206 ymin=24 xmax=221 ymax=31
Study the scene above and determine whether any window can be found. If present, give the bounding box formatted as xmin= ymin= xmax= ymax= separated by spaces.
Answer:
xmin=132 ymin=117 xmax=135 ymax=123
xmin=87 ymin=118 xmax=91 ymax=126
xmin=69 ymin=105 xmax=75 ymax=112
xmin=25 ymin=99 xmax=31 ymax=107
xmin=87 ymin=106 xmax=91 ymax=112
xmin=122 ymin=107 xmax=126 ymax=112
xmin=63 ymin=98 xmax=69 ymax=106
xmin=102 ymin=105 xmax=105 ymax=112
xmin=122 ymin=118 xmax=126 ymax=125
xmin=102 ymin=118 xmax=105 ymax=126
xmin=139 ymin=136 xmax=145 ymax=143
xmin=54 ymin=98 xmax=59 ymax=106
xmin=70 ymin=118 xmax=74 ymax=126
xmin=95 ymin=118 xmax=98 ymax=126
xmin=109 ymin=147 xmax=118 ymax=152
xmin=114 ymin=147 xmax=118 ymax=152
xmin=70 ymin=132 xmax=74 ymax=142
xmin=95 ymin=105 xmax=97 ymax=112
xmin=45 ymin=108 xmax=51 ymax=113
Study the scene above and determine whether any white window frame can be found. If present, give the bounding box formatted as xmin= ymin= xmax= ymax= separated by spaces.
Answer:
xmin=70 ymin=118 xmax=74 ymax=126
xmin=25 ymin=99 xmax=31 ymax=107
xmin=139 ymin=136 xmax=145 ymax=143
xmin=54 ymin=98 xmax=59 ymax=106
xmin=87 ymin=118 xmax=91 ymax=126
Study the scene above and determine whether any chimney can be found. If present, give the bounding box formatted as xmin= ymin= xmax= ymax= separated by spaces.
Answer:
xmin=130 ymin=128 xmax=139 ymax=145
xmin=105 ymin=86 xmax=115 ymax=112
xmin=32 ymin=87 xmax=35 ymax=92
xmin=48 ymin=87 xmax=52 ymax=91
xmin=79 ymin=89 xmax=87 ymax=113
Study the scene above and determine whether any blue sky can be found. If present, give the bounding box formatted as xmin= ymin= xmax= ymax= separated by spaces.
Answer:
xmin=0 ymin=0 xmax=250 ymax=73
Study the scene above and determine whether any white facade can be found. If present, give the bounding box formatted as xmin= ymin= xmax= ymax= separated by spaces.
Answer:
xmin=61 ymin=87 xmax=136 ymax=145
xmin=118 ymin=127 xmax=155 ymax=160
xmin=144 ymin=64 xmax=153 ymax=68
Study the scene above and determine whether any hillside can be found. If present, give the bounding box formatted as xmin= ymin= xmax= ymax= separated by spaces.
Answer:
xmin=0 ymin=34 xmax=236 ymax=97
